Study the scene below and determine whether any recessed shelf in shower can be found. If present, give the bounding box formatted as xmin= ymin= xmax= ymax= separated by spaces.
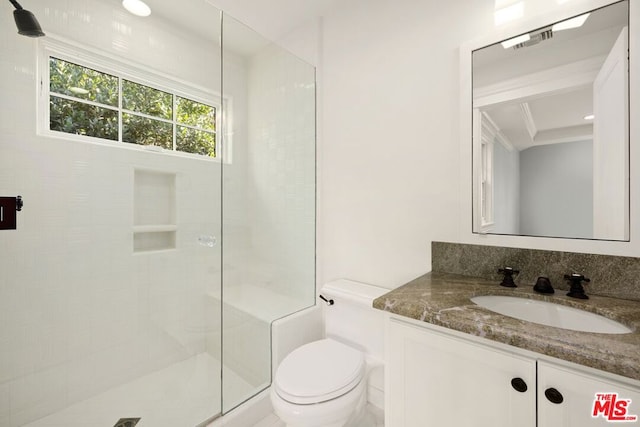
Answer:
xmin=133 ymin=169 xmax=176 ymax=252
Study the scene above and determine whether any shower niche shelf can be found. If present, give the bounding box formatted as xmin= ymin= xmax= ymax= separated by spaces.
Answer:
xmin=133 ymin=169 xmax=176 ymax=253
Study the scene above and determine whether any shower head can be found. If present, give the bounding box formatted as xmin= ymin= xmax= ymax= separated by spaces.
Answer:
xmin=9 ymin=0 xmax=45 ymax=37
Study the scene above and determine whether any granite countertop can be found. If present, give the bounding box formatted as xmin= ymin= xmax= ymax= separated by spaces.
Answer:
xmin=373 ymin=272 xmax=640 ymax=382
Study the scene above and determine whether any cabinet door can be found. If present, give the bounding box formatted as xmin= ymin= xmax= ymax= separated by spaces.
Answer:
xmin=538 ymin=361 xmax=640 ymax=427
xmin=387 ymin=318 xmax=536 ymax=427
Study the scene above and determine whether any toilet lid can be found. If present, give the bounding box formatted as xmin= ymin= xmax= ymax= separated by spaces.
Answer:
xmin=274 ymin=338 xmax=365 ymax=405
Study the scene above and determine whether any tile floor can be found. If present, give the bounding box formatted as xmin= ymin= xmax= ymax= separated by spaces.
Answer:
xmin=253 ymin=404 xmax=385 ymax=427
xmin=23 ymin=351 xmax=385 ymax=427
xmin=25 ymin=353 xmax=250 ymax=427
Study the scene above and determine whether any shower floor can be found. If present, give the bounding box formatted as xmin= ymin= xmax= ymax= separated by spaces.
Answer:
xmin=25 ymin=353 xmax=252 ymax=427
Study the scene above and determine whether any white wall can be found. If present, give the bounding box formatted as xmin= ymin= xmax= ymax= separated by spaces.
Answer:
xmin=520 ymin=141 xmax=593 ymax=238
xmin=317 ymin=0 xmax=639 ymax=290
xmin=319 ymin=0 xmax=495 ymax=288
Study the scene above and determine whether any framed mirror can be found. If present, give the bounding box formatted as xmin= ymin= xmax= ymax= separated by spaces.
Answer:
xmin=472 ymin=0 xmax=629 ymax=241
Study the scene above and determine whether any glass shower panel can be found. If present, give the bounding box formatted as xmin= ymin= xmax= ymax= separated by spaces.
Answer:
xmin=0 ymin=1 xmax=222 ymax=426
xmin=221 ymin=14 xmax=317 ymax=413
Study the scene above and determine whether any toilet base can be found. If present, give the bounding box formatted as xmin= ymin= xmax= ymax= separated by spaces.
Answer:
xmin=271 ymin=379 xmax=367 ymax=427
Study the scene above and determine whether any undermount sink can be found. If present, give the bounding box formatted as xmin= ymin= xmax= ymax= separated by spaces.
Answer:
xmin=471 ymin=295 xmax=632 ymax=334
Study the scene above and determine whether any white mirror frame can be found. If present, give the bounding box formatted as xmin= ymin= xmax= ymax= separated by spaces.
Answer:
xmin=459 ymin=0 xmax=640 ymax=256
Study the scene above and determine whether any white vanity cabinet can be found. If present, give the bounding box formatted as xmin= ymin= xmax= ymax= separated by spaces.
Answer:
xmin=386 ymin=317 xmax=537 ymax=427
xmin=387 ymin=317 xmax=640 ymax=427
xmin=538 ymin=361 xmax=640 ymax=427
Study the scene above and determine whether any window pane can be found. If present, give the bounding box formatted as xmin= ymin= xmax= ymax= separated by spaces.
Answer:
xmin=123 ymin=113 xmax=173 ymax=149
xmin=177 ymin=97 xmax=215 ymax=131
xmin=50 ymin=96 xmax=118 ymax=140
xmin=176 ymin=126 xmax=216 ymax=157
xmin=49 ymin=57 xmax=118 ymax=106
xmin=122 ymin=80 xmax=172 ymax=120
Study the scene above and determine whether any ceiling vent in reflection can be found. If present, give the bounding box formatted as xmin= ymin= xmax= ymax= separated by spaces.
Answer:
xmin=512 ymin=28 xmax=553 ymax=49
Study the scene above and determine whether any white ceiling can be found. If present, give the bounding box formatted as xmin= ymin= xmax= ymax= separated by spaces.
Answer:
xmin=474 ymin=0 xmax=627 ymax=151
xmin=144 ymin=0 xmax=339 ymax=46
xmin=484 ymin=87 xmax=594 ymax=150
xmin=473 ymin=2 xmax=628 ymax=72
xmin=206 ymin=0 xmax=339 ymax=41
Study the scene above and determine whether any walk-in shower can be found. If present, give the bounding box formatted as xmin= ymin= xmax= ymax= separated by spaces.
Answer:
xmin=0 ymin=1 xmax=315 ymax=425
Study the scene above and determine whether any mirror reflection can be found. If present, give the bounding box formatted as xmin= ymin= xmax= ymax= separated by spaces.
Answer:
xmin=472 ymin=0 xmax=629 ymax=240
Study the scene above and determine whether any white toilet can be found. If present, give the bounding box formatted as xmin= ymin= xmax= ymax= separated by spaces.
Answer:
xmin=271 ymin=279 xmax=388 ymax=427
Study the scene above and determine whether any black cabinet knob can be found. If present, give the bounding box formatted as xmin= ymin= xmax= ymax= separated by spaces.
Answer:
xmin=511 ymin=377 xmax=528 ymax=393
xmin=545 ymin=387 xmax=564 ymax=404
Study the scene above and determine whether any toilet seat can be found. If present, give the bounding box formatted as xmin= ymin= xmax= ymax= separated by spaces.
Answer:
xmin=274 ymin=339 xmax=365 ymax=405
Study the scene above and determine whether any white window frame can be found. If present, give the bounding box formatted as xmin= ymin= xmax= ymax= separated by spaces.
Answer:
xmin=37 ymin=35 xmax=231 ymax=162
xmin=473 ymin=109 xmax=496 ymax=233
xmin=480 ymin=133 xmax=494 ymax=230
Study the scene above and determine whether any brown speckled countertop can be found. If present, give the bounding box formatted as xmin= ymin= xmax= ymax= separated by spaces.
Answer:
xmin=373 ymin=272 xmax=640 ymax=382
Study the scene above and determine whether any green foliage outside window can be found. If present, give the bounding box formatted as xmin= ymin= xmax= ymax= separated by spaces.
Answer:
xmin=50 ymin=97 xmax=118 ymax=140
xmin=122 ymin=113 xmax=173 ymax=149
xmin=49 ymin=58 xmax=118 ymax=106
xmin=177 ymin=97 xmax=215 ymax=131
xmin=48 ymin=57 xmax=217 ymax=157
xmin=122 ymin=80 xmax=173 ymax=120
xmin=177 ymin=126 xmax=216 ymax=156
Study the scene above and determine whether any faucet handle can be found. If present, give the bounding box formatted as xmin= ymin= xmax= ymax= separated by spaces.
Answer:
xmin=564 ymin=273 xmax=590 ymax=283
xmin=564 ymin=273 xmax=590 ymax=299
xmin=498 ymin=267 xmax=519 ymax=288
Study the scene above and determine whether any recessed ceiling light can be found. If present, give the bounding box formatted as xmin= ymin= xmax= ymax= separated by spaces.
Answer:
xmin=501 ymin=34 xmax=530 ymax=49
xmin=584 ymin=114 xmax=594 ymax=120
xmin=122 ymin=0 xmax=151 ymax=17
xmin=552 ymin=13 xmax=590 ymax=32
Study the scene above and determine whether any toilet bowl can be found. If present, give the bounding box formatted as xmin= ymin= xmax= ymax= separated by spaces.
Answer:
xmin=271 ymin=338 xmax=367 ymax=427
xmin=271 ymin=279 xmax=388 ymax=427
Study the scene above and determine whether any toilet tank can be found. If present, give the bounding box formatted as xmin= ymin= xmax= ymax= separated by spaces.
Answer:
xmin=321 ymin=279 xmax=389 ymax=363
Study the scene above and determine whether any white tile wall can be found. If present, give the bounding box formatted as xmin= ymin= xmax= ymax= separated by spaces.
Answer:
xmin=246 ymin=41 xmax=316 ymax=304
xmin=0 ymin=0 xmax=227 ymax=425
xmin=219 ymin=17 xmax=317 ymax=413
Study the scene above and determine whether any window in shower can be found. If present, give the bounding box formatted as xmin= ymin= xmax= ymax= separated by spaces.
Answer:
xmin=45 ymin=54 xmax=217 ymax=157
